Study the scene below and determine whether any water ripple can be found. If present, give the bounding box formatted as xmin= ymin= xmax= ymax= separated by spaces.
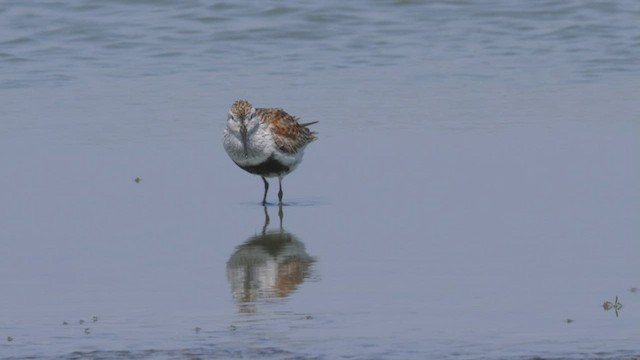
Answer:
xmin=0 ymin=0 xmax=638 ymax=87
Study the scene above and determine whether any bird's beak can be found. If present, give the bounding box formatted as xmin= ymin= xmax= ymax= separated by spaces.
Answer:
xmin=240 ymin=122 xmax=248 ymax=156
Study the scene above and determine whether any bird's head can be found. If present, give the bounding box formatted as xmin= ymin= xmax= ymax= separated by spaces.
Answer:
xmin=228 ymin=99 xmax=258 ymax=155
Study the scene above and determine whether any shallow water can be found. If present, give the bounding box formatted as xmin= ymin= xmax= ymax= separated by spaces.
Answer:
xmin=1 ymin=1 xmax=639 ymax=359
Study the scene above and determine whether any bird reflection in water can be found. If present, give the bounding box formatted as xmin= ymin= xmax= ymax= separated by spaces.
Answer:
xmin=226 ymin=205 xmax=315 ymax=312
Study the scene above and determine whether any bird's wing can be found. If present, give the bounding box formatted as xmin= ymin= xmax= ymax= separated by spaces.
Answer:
xmin=257 ymin=108 xmax=318 ymax=154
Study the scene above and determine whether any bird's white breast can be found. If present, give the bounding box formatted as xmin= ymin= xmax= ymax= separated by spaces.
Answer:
xmin=223 ymin=122 xmax=307 ymax=175
xmin=224 ymin=122 xmax=275 ymax=165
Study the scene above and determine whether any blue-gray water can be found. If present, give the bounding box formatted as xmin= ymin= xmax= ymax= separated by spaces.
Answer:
xmin=1 ymin=1 xmax=639 ymax=359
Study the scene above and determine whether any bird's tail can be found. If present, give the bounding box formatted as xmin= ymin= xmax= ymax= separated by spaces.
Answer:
xmin=299 ymin=120 xmax=319 ymax=127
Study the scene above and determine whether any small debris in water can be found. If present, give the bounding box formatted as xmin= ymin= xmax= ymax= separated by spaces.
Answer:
xmin=305 ymin=315 xmax=314 ymax=320
xmin=92 ymin=316 xmax=99 ymax=323
xmin=194 ymin=327 xmax=202 ymax=334
xmin=84 ymin=328 xmax=91 ymax=335
xmin=62 ymin=321 xmax=69 ymax=325
xmin=134 ymin=177 xmax=141 ymax=183
xmin=630 ymin=287 xmax=639 ymax=293
xmin=603 ymin=296 xmax=623 ymax=317
xmin=7 ymin=336 xmax=13 ymax=342
xmin=229 ymin=325 xmax=237 ymax=331
xmin=79 ymin=320 xmax=85 ymax=325
xmin=565 ymin=318 xmax=574 ymax=324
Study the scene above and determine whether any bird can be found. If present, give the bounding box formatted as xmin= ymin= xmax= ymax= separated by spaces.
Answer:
xmin=223 ymin=99 xmax=317 ymax=205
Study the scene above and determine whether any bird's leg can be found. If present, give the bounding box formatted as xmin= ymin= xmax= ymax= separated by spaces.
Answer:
xmin=261 ymin=176 xmax=269 ymax=205
xmin=278 ymin=177 xmax=283 ymax=204
xmin=262 ymin=204 xmax=270 ymax=234
xmin=278 ymin=202 xmax=283 ymax=231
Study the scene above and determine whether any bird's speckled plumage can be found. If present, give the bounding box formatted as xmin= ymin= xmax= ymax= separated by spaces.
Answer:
xmin=229 ymin=99 xmax=252 ymax=121
xmin=255 ymin=108 xmax=317 ymax=154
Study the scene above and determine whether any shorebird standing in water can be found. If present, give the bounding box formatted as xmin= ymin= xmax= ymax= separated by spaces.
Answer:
xmin=223 ymin=99 xmax=317 ymax=205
